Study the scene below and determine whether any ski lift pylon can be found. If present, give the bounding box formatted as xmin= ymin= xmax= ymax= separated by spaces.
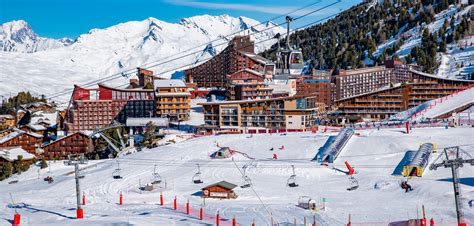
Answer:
xmin=192 ymin=163 xmax=203 ymax=184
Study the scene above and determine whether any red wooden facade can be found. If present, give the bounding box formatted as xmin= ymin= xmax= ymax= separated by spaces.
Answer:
xmin=42 ymin=132 xmax=93 ymax=160
xmin=0 ymin=132 xmax=42 ymax=155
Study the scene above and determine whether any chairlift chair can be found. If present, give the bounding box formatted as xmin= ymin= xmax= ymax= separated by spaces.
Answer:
xmin=240 ymin=165 xmax=252 ymax=188
xmin=112 ymin=161 xmax=123 ymax=179
xmin=241 ymin=176 xmax=252 ymax=188
xmin=192 ymin=164 xmax=203 ymax=184
xmin=8 ymin=174 xmax=19 ymax=184
xmin=346 ymin=176 xmax=359 ymax=191
xmin=152 ymin=164 xmax=162 ymax=184
xmin=78 ymin=170 xmax=85 ymax=179
xmin=287 ymin=165 xmax=299 ymax=187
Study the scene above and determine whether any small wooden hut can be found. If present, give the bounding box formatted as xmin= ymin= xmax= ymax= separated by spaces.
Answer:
xmin=201 ymin=181 xmax=238 ymax=199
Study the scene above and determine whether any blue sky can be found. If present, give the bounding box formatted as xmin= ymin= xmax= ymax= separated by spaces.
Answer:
xmin=0 ymin=0 xmax=361 ymax=39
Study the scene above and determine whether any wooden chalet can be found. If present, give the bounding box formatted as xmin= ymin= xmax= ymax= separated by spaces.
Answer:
xmin=0 ymin=129 xmax=43 ymax=155
xmin=42 ymin=132 xmax=94 ymax=160
xmin=202 ymin=181 xmax=238 ymax=199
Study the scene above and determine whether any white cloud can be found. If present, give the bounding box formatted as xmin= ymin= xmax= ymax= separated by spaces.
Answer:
xmin=166 ymin=0 xmax=325 ymax=16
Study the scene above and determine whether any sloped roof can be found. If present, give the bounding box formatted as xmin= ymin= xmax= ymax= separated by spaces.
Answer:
xmin=0 ymin=129 xmax=42 ymax=144
xmin=41 ymin=131 xmax=91 ymax=148
xmin=238 ymin=51 xmax=273 ymax=64
xmin=202 ymin=180 xmax=237 ymax=190
xmin=0 ymin=146 xmax=35 ymax=161
xmin=154 ymin=79 xmax=187 ymax=88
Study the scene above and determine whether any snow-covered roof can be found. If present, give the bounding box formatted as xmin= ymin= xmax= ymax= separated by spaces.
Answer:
xmin=30 ymin=111 xmax=58 ymax=127
xmin=411 ymin=69 xmax=474 ymax=83
xmin=42 ymin=131 xmax=91 ymax=148
xmin=154 ymin=79 xmax=187 ymax=88
xmin=0 ymin=147 xmax=35 ymax=161
xmin=0 ymin=131 xmax=22 ymax=144
xmin=126 ymin=117 xmax=169 ymax=127
xmin=155 ymin=92 xmax=191 ymax=97
xmin=0 ymin=114 xmax=15 ymax=119
xmin=238 ymin=51 xmax=273 ymax=64
xmin=0 ymin=129 xmax=43 ymax=144
xmin=26 ymin=124 xmax=47 ymax=131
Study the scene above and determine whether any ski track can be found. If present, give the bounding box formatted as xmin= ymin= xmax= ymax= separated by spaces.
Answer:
xmin=1 ymin=128 xmax=474 ymax=225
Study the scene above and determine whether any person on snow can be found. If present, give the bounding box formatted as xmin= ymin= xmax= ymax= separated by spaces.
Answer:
xmin=401 ymin=181 xmax=413 ymax=192
xmin=270 ymin=147 xmax=274 ymax=151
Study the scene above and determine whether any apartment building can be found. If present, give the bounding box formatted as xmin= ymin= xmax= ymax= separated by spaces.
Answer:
xmin=199 ymin=95 xmax=323 ymax=133
xmin=155 ymin=79 xmax=191 ymax=121
xmin=295 ymin=70 xmax=334 ymax=108
xmin=226 ymin=69 xmax=273 ymax=100
xmin=65 ymin=83 xmax=155 ymax=133
xmin=333 ymin=70 xmax=473 ymax=122
xmin=185 ymin=35 xmax=275 ymax=88
xmin=334 ymin=60 xmax=422 ymax=100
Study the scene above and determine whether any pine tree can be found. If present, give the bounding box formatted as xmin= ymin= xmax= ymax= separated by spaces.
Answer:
xmin=40 ymin=159 xmax=48 ymax=169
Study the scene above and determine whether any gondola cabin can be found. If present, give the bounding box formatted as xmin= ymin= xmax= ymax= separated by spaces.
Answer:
xmin=402 ymin=143 xmax=434 ymax=177
xmin=288 ymin=50 xmax=304 ymax=76
xmin=202 ymin=181 xmax=238 ymax=199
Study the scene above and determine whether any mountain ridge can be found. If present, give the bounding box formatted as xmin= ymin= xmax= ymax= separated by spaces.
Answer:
xmin=0 ymin=15 xmax=285 ymax=101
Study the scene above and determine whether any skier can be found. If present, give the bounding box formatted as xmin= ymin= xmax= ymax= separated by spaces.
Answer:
xmin=401 ymin=181 xmax=413 ymax=192
xmin=273 ymin=154 xmax=278 ymax=160
xmin=269 ymin=147 xmax=274 ymax=151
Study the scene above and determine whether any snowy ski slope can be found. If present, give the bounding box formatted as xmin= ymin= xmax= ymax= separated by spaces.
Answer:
xmin=412 ymin=87 xmax=474 ymax=122
xmin=1 ymin=127 xmax=473 ymax=225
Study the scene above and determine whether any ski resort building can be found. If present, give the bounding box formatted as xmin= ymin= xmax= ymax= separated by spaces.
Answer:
xmin=333 ymin=70 xmax=474 ymax=122
xmin=201 ymin=181 xmax=238 ymax=199
xmin=65 ymin=84 xmax=155 ymax=133
xmin=184 ymin=35 xmax=275 ymax=88
xmin=154 ymin=79 xmax=191 ymax=121
xmin=334 ymin=60 xmax=421 ymax=100
xmin=295 ymin=70 xmax=334 ymax=108
xmin=0 ymin=115 xmax=16 ymax=129
xmin=42 ymin=131 xmax=93 ymax=160
xmin=0 ymin=146 xmax=35 ymax=166
xmin=0 ymin=129 xmax=43 ymax=155
xmin=225 ymin=69 xmax=273 ymax=100
xmin=198 ymin=95 xmax=324 ymax=133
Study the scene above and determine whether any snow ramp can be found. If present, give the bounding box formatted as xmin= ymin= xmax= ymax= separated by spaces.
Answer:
xmin=313 ymin=128 xmax=354 ymax=163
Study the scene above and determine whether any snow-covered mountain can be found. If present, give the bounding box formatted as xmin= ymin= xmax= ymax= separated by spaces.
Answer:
xmin=372 ymin=4 xmax=473 ymax=80
xmin=0 ymin=20 xmax=73 ymax=53
xmin=0 ymin=15 xmax=285 ymax=102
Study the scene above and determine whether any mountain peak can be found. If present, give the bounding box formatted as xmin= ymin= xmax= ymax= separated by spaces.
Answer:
xmin=0 ymin=20 xmax=73 ymax=53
